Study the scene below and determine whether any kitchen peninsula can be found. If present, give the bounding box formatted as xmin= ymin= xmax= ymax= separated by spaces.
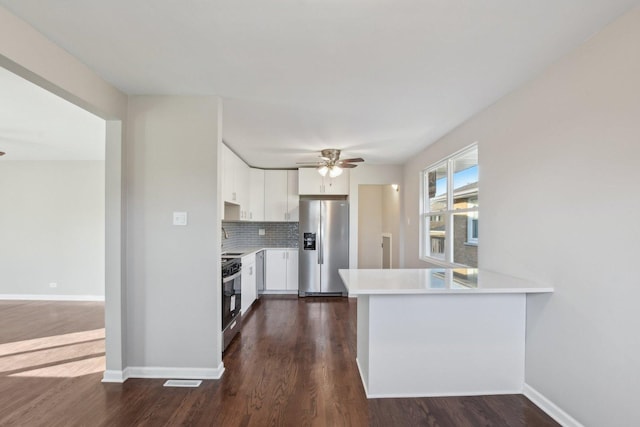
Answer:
xmin=339 ymin=268 xmax=553 ymax=398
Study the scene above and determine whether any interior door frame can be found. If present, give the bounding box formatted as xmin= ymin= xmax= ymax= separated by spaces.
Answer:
xmin=382 ymin=233 xmax=392 ymax=269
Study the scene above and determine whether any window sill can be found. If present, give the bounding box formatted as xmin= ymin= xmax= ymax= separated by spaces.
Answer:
xmin=419 ymin=256 xmax=471 ymax=269
xmin=464 ymin=241 xmax=478 ymax=247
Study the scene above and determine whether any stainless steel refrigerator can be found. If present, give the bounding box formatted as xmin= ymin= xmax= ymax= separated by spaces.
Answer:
xmin=299 ymin=199 xmax=349 ymax=296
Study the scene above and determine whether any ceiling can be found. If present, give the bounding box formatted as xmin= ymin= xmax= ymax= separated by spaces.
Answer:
xmin=1 ymin=1 xmax=637 ymax=167
xmin=0 ymin=67 xmax=105 ymax=161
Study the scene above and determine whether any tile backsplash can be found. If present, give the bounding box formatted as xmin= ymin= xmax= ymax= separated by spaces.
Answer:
xmin=221 ymin=221 xmax=299 ymax=250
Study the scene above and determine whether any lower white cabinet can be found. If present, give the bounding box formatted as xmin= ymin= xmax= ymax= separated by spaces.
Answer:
xmin=241 ymin=253 xmax=257 ymax=313
xmin=265 ymin=249 xmax=298 ymax=292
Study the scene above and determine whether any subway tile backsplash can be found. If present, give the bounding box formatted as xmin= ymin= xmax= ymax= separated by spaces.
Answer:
xmin=221 ymin=221 xmax=299 ymax=250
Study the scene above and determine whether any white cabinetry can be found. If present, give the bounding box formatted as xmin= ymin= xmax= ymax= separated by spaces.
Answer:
xmin=241 ymin=253 xmax=257 ymax=314
xmin=248 ymin=168 xmax=264 ymax=221
xmin=298 ymin=168 xmax=350 ymax=195
xmin=265 ymin=249 xmax=298 ymax=292
xmin=285 ymin=250 xmax=298 ymax=290
xmin=222 ymin=144 xmax=256 ymax=221
xmin=264 ymin=170 xmax=299 ymax=222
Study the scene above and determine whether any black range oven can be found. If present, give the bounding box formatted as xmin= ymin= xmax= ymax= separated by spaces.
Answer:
xmin=222 ymin=257 xmax=242 ymax=352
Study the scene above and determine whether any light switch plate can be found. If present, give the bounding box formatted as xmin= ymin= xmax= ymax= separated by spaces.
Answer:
xmin=258 ymin=229 xmax=265 ymax=236
xmin=173 ymin=211 xmax=188 ymax=226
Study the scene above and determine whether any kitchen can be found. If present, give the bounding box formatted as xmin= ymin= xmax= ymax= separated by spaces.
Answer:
xmin=220 ymin=144 xmax=396 ymax=350
xmin=1 ymin=2 xmax=639 ymax=426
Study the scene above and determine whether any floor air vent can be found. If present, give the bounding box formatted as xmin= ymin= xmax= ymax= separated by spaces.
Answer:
xmin=163 ymin=379 xmax=202 ymax=388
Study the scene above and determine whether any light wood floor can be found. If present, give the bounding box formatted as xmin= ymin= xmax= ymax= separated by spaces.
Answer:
xmin=0 ymin=298 xmax=558 ymax=426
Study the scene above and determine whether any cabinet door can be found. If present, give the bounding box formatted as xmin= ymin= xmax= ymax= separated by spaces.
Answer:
xmin=265 ymin=250 xmax=287 ymax=290
xmin=249 ymin=168 xmax=265 ymax=221
xmin=264 ymin=171 xmax=288 ymax=221
xmin=287 ymin=170 xmax=299 ymax=221
xmin=286 ymin=249 xmax=299 ymax=291
xmin=298 ymin=168 xmax=349 ymax=195
xmin=298 ymin=168 xmax=323 ymax=195
xmin=237 ymin=159 xmax=250 ymax=220
xmin=324 ymin=170 xmax=350 ymax=195
xmin=222 ymin=144 xmax=236 ymax=203
xmin=241 ymin=254 xmax=256 ymax=313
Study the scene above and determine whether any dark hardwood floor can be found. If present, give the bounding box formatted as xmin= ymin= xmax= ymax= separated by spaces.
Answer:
xmin=0 ymin=297 xmax=558 ymax=426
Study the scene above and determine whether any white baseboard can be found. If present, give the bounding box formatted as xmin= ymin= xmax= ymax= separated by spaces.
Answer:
xmin=355 ymin=358 xmax=370 ymax=397
xmin=0 ymin=294 xmax=104 ymax=302
xmin=357 ymin=357 xmax=521 ymax=399
xmin=523 ymin=383 xmax=583 ymax=427
xmin=102 ymin=369 xmax=127 ymax=383
xmin=365 ymin=389 xmax=520 ymax=399
xmin=260 ymin=290 xmax=298 ymax=295
xmin=123 ymin=363 xmax=225 ymax=381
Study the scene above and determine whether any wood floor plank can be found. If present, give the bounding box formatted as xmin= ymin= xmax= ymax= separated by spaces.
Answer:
xmin=0 ymin=297 xmax=559 ymax=426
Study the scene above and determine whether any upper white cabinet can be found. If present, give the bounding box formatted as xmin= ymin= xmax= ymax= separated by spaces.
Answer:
xmin=264 ymin=170 xmax=299 ymax=222
xmin=248 ymin=168 xmax=265 ymax=221
xmin=222 ymin=144 xmax=236 ymax=204
xmin=287 ymin=170 xmax=299 ymax=221
xmin=222 ymin=144 xmax=252 ymax=220
xmin=221 ymin=147 xmax=297 ymax=222
xmin=298 ymin=168 xmax=349 ymax=195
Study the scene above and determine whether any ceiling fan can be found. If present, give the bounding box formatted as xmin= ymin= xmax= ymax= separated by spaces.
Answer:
xmin=296 ymin=149 xmax=364 ymax=177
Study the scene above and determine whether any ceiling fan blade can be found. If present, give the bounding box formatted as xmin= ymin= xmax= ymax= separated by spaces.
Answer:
xmin=296 ymin=161 xmax=323 ymax=165
xmin=339 ymin=157 xmax=364 ymax=163
xmin=339 ymin=163 xmax=357 ymax=168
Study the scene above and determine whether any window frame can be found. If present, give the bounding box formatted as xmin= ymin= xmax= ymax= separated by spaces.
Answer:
xmin=420 ymin=144 xmax=478 ymax=267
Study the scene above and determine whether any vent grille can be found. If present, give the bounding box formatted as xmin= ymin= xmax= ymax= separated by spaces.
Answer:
xmin=163 ymin=379 xmax=202 ymax=388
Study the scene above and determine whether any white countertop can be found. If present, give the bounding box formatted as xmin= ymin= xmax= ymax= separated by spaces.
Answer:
xmin=338 ymin=268 xmax=553 ymax=295
xmin=221 ymin=247 xmax=297 ymax=258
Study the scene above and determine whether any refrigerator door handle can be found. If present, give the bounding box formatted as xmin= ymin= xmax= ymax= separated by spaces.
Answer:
xmin=318 ymin=222 xmax=323 ymax=265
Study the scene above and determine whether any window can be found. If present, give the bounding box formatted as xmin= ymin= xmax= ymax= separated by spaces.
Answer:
xmin=421 ymin=145 xmax=478 ymax=267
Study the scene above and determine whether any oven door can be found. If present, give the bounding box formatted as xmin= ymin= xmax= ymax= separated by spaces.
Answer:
xmin=222 ymin=271 xmax=242 ymax=330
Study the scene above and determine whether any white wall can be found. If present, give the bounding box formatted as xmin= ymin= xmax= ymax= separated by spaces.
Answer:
xmin=381 ymin=185 xmax=401 ymax=268
xmin=1 ymin=6 xmax=128 ymax=375
xmin=349 ymin=165 xmax=404 ymax=268
xmin=358 ymin=186 xmax=383 ymax=268
xmin=0 ymin=7 xmax=126 ymax=119
xmin=0 ymin=161 xmax=104 ymax=298
xmin=126 ymin=96 xmax=223 ymax=375
xmin=403 ymin=7 xmax=640 ymax=426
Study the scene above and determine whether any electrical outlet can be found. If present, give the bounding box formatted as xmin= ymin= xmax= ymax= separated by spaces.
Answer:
xmin=258 ymin=229 xmax=265 ymax=236
xmin=49 ymin=282 xmax=58 ymax=288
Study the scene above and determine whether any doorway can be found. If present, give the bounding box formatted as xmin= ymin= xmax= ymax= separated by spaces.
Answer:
xmin=0 ymin=66 xmax=107 ymax=377
xmin=357 ymin=184 xmax=400 ymax=269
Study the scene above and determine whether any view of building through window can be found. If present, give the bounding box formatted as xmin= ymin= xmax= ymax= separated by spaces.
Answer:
xmin=422 ymin=145 xmax=478 ymax=267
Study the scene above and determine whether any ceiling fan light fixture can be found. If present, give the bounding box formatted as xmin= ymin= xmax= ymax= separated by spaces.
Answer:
xmin=317 ymin=165 xmax=329 ymax=176
xmin=329 ymin=165 xmax=343 ymax=178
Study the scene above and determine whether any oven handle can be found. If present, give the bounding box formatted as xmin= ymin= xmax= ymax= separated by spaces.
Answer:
xmin=223 ymin=271 xmax=241 ymax=283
